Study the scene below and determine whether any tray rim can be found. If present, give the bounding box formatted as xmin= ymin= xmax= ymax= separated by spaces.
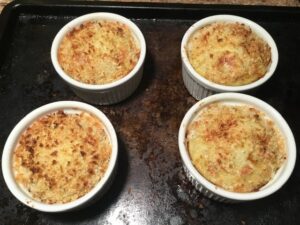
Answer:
xmin=1 ymin=0 xmax=300 ymax=20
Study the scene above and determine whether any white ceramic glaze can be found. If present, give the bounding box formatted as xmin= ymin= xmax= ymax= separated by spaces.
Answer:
xmin=181 ymin=15 xmax=279 ymax=98
xmin=2 ymin=101 xmax=118 ymax=212
xmin=51 ymin=13 xmax=146 ymax=105
xmin=178 ymin=93 xmax=296 ymax=202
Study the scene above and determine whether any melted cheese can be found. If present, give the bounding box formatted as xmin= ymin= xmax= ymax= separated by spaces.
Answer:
xmin=186 ymin=22 xmax=271 ymax=86
xmin=13 ymin=111 xmax=111 ymax=204
xmin=58 ymin=20 xmax=140 ymax=84
xmin=187 ymin=103 xmax=286 ymax=193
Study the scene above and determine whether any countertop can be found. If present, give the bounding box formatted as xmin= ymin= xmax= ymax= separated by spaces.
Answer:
xmin=0 ymin=0 xmax=300 ymax=12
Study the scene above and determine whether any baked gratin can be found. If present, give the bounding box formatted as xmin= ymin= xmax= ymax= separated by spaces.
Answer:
xmin=58 ymin=20 xmax=140 ymax=85
xmin=186 ymin=22 xmax=271 ymax=86
xmin=13 ymin=110 xmax=111 ymax=204
xmin=186 ymin=102 xmax=286 ymax=193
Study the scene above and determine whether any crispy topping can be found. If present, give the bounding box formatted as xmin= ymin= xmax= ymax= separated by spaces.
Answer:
xmin=187 ymin=103 xmax=286 ymax=193
xmin=186 ymin=22 xmax=271 ymax=86
xmin=13 ymin=110 xmax=111 ymax=204
xmin=58 ymin=20 xmax=140 ymax=84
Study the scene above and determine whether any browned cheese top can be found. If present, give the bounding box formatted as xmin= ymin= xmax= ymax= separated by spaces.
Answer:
xmin=13 ymin=110 xmax=111 ymax=204
xmin=186 ymin=22 xmax=272 ymax=86
xmin=186 ymin=103 xmax=286 ymax=192
xmin=58 ymin=20 xmax=140 ymax=85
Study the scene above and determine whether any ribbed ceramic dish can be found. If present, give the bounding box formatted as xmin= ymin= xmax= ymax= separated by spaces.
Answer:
xmin=178 ymin=93 xmax=296 ymax=202
xmin=2 ymin=101 xmax=118 ymax=212
xmin=51 ymin=12 xmax=146 ymax=105
xmin=181 ymin=15 xmax=278 ymax=99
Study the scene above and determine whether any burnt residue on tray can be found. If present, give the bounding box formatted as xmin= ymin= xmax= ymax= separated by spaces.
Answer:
xmin=0 ymin=2 xmax=300 ymax=225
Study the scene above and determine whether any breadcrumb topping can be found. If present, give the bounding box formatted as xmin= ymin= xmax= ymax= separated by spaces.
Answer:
xmin=187 ymin=103 xmax=286 ymax=193
xmin=58 ymin=20 xmax=140 ymax=84
xmin=13 ymin=110 xmax=111 ymax=204
xmin=186 ymin=22 xmax=271 ymax=86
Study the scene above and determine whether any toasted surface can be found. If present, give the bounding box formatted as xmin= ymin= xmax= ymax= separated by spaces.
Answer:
xmin=58 ymin=20 xmax=140 ymax=84
xmin=186 ymin=103 xmax=286 ymax=193
xmin=13 ymin=110 xmax=111 ymax=204
xmin=186 ymin=22 xmax=271 ymax=86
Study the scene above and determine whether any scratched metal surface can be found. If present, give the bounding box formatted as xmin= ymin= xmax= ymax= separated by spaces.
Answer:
xmin=0 ymin=1 xmax=300 ymax=225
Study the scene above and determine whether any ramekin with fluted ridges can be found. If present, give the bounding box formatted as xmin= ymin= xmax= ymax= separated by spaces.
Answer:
xmin=181 ymin=15 xmax=278 ymax=99
xmin=51 ymin=13 xmax=146 ymax=105
xmin=2 ymin=101 xmax=118 ymax=212
xmin=178 ymin=93 xmax=296 ymax=202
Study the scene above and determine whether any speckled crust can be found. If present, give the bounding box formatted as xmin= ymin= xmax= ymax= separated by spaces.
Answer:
xmin=186 ymin=22 xmax=271 ymax=86
xmin=187 ymin=103 xmax=286 ymax=193
xmin=58 ymin=20 xmax=140 ymax=85
xmin=13 ymin=111 xmax=111 ymax=204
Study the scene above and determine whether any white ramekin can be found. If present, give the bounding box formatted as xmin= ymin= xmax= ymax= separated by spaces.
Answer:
xmin=51 ymin=13 xmax=146 ymax=105
xmin=2 ymin=101 xmax=118 ymax=212
xmin=178 ymin=93 xmax=296 ymax=202
xmin=181 ymin=15 xmax=279 ymax=99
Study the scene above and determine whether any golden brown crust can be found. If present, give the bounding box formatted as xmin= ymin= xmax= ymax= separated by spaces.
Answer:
xmin=186 ymin=103 xmax=286 ymax=193
xmin=13 ymin=111 xmax=111 ymax=204
xmin=186 ymin=22 xmax=271 ymax=86
xmin=58 ymin=20 xmax=140 ymax=84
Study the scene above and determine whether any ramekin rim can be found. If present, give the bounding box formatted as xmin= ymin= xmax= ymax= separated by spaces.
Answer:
xmin=51 ymin=12 xmax=146 ymax=91
xmin=181 ymin=14 xmax=279 ymax=92
xmin=2 ymin=101 xmax=118 ymax=212
xmin=178 ymin=93 xmax=296 ymax=201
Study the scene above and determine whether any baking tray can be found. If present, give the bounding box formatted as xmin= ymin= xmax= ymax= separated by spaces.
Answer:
xmin=0 ymin=0 xmax=299 ymax=224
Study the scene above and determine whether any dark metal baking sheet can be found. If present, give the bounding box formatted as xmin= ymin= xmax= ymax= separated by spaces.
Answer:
xmin=0 ymin=0 xmax=299 ymax=224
